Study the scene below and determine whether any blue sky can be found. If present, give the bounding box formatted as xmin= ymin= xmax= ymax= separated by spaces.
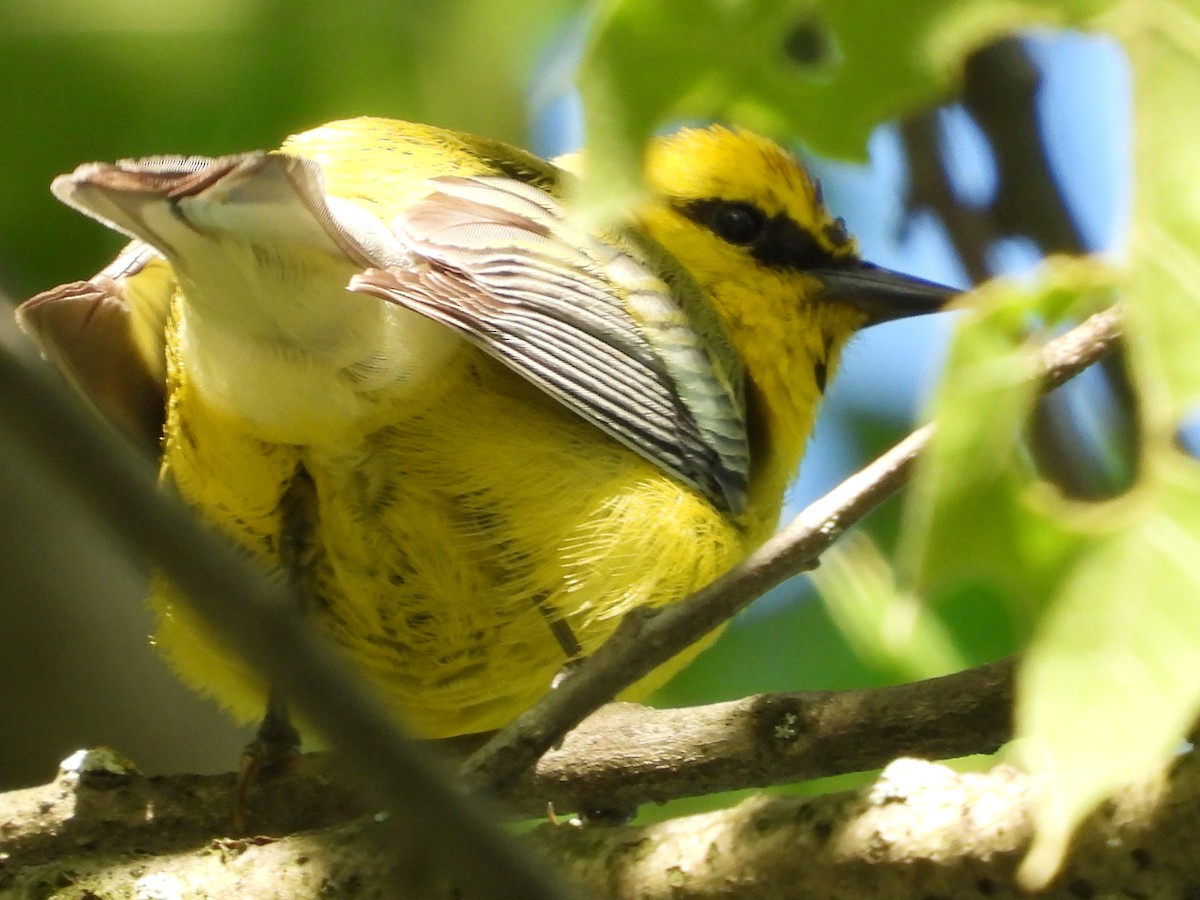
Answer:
xmin=792 ymin=31 xmax=1130 ymax=517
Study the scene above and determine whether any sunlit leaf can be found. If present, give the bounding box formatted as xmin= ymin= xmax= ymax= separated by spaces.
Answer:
xmin=576 ymin=0 xmax=1117 ymax=213
xmin=1016 ymin=2 xmax=1200 ymax=884
xmin=899 ymin=260 xmax=1115 ymax=619
xmin=1018 ymin=455 xmax=1200 ymax=886
xmin=1118 ymin=0 xmax=1200 ymax=425
xmin=811 ymin=531 xmax=966 ymax=681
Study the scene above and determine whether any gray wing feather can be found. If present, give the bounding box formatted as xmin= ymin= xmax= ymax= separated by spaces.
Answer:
xmin=350 ymin=175 xmax=749 ymax=516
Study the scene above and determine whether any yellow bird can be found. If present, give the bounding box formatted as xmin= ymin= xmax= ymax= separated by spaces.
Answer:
xmin=19 ymin=118 xmax=953 ymax=741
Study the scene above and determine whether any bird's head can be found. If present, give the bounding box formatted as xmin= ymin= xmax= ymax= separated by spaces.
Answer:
xmin=636 ymin=125 xmax=957 ymax=505
xmin=639 ymin=126 xmax=955 ymax=393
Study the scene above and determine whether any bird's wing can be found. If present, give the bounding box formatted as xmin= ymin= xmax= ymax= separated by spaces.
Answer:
xmin=16 ymin=239 xmax=175 ymax=452
xmin=30 ymin=155 xmax=750 ymax=512
xmin=351 ymin=175 xmax=749 ymax=516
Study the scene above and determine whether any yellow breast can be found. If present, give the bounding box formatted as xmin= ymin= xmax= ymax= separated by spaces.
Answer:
xmin=155 ymin=324 xmax=752 ymax=736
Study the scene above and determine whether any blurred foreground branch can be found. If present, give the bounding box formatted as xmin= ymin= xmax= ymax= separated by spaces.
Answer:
xmin=0 ymin=304 xmax=572 ymax=900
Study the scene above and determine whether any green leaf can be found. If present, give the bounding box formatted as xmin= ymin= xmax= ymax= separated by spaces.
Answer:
xmin=1117 ymin=0 xmax=1200 ymax=428
xmin=899 ymin=260 xmax=1115 ymax=620
xmin=811 ymin=531 xmax=967 ymax=681
xmin=1017 ymin=454 xmax=1200 ymax=886
xmin=576 ymin=0 xmax=1117 ymax=212
xmin=654 ymin=584 xmax=884 ymax=704
xmin=1015 ymin=2 xmax=1200 ymax=885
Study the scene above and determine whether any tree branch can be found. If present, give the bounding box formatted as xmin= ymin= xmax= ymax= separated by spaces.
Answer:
xmin=8 ymin=748 xmax=1200 ymax=899
xmin=2 ymin=657 xmax=1016 ymax=865
xmin=516 ymin=655 xmax=1014 ymax=814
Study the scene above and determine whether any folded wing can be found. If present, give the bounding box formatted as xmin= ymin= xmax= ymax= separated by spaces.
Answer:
xmin=351 ymin=175 xmax=749 ymax=516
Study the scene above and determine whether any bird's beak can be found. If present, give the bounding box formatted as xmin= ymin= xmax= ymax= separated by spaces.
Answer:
xmin=813 ymin=261 xmax=960 ymax=327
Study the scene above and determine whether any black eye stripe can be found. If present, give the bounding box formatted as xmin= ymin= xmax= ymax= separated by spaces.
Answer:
xmin=751 ymin=213 xmax=838 ymax=270
xmin=824 ymin=217 xmax=849 ymax=248
xmin=680 ymin=198 xmax=854 ymax=271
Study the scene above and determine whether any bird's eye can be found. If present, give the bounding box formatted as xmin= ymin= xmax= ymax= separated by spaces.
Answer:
xmin=708 ymin=202 xmax=767 ymax=246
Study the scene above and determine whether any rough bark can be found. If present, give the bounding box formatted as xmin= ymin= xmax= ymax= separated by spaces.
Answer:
xmin=5 ymin=751 xmax=1197 ymax=899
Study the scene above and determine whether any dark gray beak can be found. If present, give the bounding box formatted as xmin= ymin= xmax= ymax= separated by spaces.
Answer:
xmin=814 ymin=261 xmax=960 ymax=327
